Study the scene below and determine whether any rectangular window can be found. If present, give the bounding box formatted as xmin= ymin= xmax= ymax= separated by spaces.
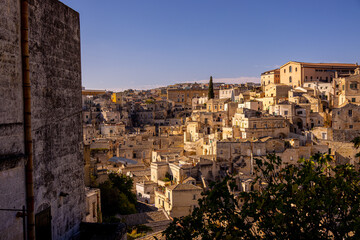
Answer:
xmin=350 ymin=125 xmax=353 ymax=129
xmin=350 ymin=83 xmax=358 ymax=90
xmin=352 ymin=98 xmax=356 ymax=102
xmin=284 ymin=110 xmax=288 ymax=116
xmin=349 ymin=110 xmax=353 ymax=116
xmin=322 ymin=133 xmax=327 ymax=140
xmin=93 ymin=202 xmax=96 ymax=218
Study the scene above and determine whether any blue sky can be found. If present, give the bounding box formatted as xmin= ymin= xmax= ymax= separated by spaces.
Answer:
xmin=60 ymin=0 xmax=360 ymax=91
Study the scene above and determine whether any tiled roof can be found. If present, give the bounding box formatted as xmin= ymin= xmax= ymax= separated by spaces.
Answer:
xmin=281 ymin=61 xmax=358 ymax=69
xmin=167 ymin=183 xmax=202 ymax=191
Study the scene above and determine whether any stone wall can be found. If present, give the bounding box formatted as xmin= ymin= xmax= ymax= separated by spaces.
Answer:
xmin=28 ymin=0 xmax=85 ymax=239
xmin=0 ymin=0 xmax=85 ymax=239
xmin=332 ymin=129 xmax=360 ymax=142
xmin=0 ymin=0 xmax=27 ymax=239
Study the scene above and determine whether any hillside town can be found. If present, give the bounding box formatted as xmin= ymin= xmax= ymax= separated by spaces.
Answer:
xmin=81 ymin=61 xmax=360 ymax=238
xmin=1 ymin=0 xmax=360 ymax=239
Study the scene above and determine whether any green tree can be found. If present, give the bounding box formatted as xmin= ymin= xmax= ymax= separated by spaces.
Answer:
xmin=351 ymin=136 xmax=360 ymax=157
xmin=208 ymin=76 xmax=214 ymax=99
xmin=163 ymin=154 xmax=360 ymax=239
xmin=99 ymin=173 xmax=137 ymax=217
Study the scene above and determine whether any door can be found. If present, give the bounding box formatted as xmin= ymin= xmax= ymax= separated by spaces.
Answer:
xmin=35 ymin=207 xmax=52 ymax=240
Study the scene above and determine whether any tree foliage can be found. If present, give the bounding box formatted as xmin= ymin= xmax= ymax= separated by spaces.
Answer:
xmin=351 ymin=136 xmax=360 ymax=158
xmin=163 ymin=154 xmax=360 ymax=239
xmin=99 ymin=173 xmax=137 ymax=216
xmin=208 ymin=76 xmax=214 ymax=99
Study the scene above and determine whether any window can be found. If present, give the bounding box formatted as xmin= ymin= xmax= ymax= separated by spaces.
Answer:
xmin=322 ymin=133 xmax=327 ymax=140
xmin=284 ymin=110 xmax=288 ymax=116
xmin=289 ymin=66 xmax=292 ymax=73
xmin=193 ymin=195 xmax=196 ymax=200
xmin=349 ymin=110 xmax=353 ymax=116
xmin=92 ymin=202 xmax=96 ymax=218
xmin=310 ymin=76 xmax=313 ymax=80
xmin=352 ymin=98 xmax=356 ymax=102
xmin=350 ymin=125 xmax=353 ymax=129
xmin=289 ymin=76 xmax=292 ymax=83
xmin=295 ymin=67 xmax=297 ymax=72
xmin=253 ymin=123 xmax=256 ymax=129
xmin=350 ymin=82 xmax=358 ymax=90
xmin=284 ymin=69 xmax=286 ymax=73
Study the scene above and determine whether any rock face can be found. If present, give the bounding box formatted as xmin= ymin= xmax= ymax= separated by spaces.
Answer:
xmin=0 ymin=0 xmax=85 ymax=239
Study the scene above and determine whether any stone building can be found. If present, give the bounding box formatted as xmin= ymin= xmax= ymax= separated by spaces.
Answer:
xmin=216 ymin=138 xmax=329 ymax=175
xmin=84 ymin=188 xmax=102 ymax=223
xmin=332 ymin=69 xmax=360 ymax=107
xmin=261 ymin=69 xmax=280 ymax=88
xmin=206 ymin=98 xmax=230 ymax=112
xmin=332 ymin=103 xmax=360 ymax=131
xmin=0 ymin=0 xmax=85 ymax=239
xmin=154 ymin=182 xmax=202 ymax=218
xmin=167 ymin=85 xmax=219 ymax=109
xmin=269 ymin=101 xmax=310 ymax=133
xmin=232 ymin=109 xmax=289 ymax=139
xmin=136 ymin=181 xmax=157 ymax=204
xmin=264 ymin=83 xmax=291 ymax=99
xmin=219 ymin=86 xmax=244 ymax=101
xmin=279 ymin=61 xmax=358 ymax=88
xmin=111 ymin=92 xmax=124 ymax=105
xmin=99 ymin=123 xmax=126 ymax=137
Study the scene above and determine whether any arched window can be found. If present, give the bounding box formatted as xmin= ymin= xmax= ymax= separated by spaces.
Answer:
xmin=289 ymin=66 xmax=292 ymax=73
xmin=289 ymin=76 xmax=292 ymax=83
